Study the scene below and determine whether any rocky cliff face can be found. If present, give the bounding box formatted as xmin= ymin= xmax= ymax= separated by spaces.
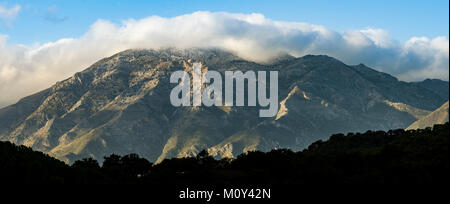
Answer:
xmin=0 ymin=48 xmax=448 ymax=163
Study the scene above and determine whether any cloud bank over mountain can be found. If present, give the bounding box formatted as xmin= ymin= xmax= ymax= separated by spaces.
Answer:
xmin=0 ymin=11 xmax=448 ymax=107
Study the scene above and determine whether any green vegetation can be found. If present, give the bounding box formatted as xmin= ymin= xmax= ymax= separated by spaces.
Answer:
xmin=1 ymin=123 xmax=448 ymax=184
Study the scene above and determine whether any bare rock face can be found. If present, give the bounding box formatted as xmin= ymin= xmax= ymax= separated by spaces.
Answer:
xmin=0 ymin=48 xmax=448 ymax=163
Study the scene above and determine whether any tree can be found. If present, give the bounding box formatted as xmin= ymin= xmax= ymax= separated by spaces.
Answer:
xmin=72 ymin=158 xmax=100 ymax=169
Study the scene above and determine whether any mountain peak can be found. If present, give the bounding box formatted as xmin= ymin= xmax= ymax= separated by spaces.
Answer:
xmin=113 ymin=48 xmax=240 ymax=62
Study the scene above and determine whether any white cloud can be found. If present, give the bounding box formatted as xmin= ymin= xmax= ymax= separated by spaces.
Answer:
xmin=0 ymin=11 xmax=448 ymax=107
xmin=0 ymin=3 xmax=20 ymax=24
xmin=360 ymin=28 xmax=395 ymax=48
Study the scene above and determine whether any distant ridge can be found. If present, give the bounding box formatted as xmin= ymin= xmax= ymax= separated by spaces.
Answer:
xmin=413 ymin=78 xmax=449 ymax=100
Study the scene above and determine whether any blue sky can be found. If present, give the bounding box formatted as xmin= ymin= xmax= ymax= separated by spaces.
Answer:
xmin=1 ymin=0 xmax=449 ymax=45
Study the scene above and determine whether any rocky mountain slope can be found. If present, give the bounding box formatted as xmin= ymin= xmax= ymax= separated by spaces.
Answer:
xmin=413 ymin=79 xmax=449 ymax=100
xmin=407 ymin=101 xmax=449 ymax=130
xmin=0 ymin=48 xmax=448 ymax=163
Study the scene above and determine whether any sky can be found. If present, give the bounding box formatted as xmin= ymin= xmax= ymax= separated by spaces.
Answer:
xmin=1 ymin=0 xmax=448 ymax=44
xmin=0 ymin=0 xmax=449 ymax=107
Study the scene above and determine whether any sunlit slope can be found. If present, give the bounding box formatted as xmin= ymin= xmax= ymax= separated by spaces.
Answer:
xmin=407 ymin=101 xmax=449 ymax=130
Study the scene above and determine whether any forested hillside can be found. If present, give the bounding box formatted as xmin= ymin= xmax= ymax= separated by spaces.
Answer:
xmin=1 ymin=123 xmax=448 ymax=185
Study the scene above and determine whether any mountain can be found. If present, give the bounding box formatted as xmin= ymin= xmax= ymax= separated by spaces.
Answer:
xmin=413 ymin=79 xmax=449 ymax=100
xmin=0 ymin=48 xmax=448 ymax=163
xmin=407 ymin=101 xmax=449 ymax=130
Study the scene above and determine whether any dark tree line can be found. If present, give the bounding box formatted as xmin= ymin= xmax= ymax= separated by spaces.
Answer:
xmin=0 ymin=123 xmax=448 ymax=185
